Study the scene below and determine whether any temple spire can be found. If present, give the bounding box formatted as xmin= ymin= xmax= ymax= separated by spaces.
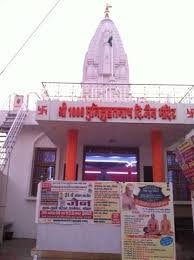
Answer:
xmin=104 ymin=3 xmax=112 ymax=18
xmin=83 ymin=4 xmax=129 ymax=84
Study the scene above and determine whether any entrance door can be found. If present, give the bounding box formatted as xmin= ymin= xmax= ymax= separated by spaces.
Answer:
xmin=83 ymin=146 xmax=139 ymax=182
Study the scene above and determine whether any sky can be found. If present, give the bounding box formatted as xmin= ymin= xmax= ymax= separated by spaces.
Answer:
xmin=0 ymin=0 xmax=194 ymax=108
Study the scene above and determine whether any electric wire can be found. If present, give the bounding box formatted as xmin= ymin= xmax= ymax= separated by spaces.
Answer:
xmin=0 ymin=0 xmax=62 ymax=77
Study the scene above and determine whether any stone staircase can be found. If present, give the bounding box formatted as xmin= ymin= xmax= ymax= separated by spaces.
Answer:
xmin=0 ymin=112 xmax=17 ymax=134
xmin=0 ymin=108 xmax=27 ymax=173
xmin=0 ymin=107 xmax=27 ymax=231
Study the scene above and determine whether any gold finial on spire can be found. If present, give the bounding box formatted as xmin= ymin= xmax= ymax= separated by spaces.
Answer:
xmin=104 ymin=3 xmax=112 ymax=18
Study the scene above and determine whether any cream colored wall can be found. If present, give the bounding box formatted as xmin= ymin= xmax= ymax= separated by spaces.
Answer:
xmin=139 ymin=144 xmax=169 ymax=182
xmin=58 ymin=147 xmax=65 ymax=180
xmin=139 ymin=145 xmax=152 ymax=182
xmin=0 ymin=111 xmax=8 ymax=125
xmin=77 ymin=144 xmax=84 ymax=180
xmin=5 ymin=127 xmax=58 ymax=238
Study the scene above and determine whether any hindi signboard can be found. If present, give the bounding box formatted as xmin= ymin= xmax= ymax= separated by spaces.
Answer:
xmin=38 ymin=181 xmax=93 ymax=224
xmin=121 ymin=182 xmax=176 ymax=260
xmin=93 ymin=182 xmax=120 ymax=224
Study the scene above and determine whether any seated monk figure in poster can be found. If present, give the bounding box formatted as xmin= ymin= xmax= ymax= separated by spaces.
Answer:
xmin=147 ymin=214 xmax=160 ymax=235
xmin=160 ymin=214 xmax=173 ymax=235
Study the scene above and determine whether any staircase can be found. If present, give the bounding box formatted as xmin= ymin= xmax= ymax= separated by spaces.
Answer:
xmin=0 ymin=102 xmax=27 ymax=232
xmin=0 ymin=106 xmax=27 ymax=174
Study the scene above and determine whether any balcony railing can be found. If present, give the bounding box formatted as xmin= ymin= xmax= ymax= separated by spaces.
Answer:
xmin=41 ymin=82 xmax=194 ymax=104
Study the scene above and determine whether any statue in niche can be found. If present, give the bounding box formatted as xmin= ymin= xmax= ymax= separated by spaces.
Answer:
xmin=102 ymin=31 xmax=112 ymax=75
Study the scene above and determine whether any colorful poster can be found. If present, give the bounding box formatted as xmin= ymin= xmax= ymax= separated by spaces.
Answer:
xmin=93 ymin=181 xmax=120 ymax=224
xmin=38 ymin=181 xmax=93 ymax=224
xmin=191 ymin=191 xmax=194 ymax=232
xmin=13 ymin=94 xmax=24 ymax=110
xmin=176 ymin=136 xmax=194 ymax=189
xmin=121 ymin=182 xmax=176 ymax=260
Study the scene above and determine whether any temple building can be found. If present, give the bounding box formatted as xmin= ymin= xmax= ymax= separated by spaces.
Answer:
xmin=0 ymin=5 xmax=193 ymax=240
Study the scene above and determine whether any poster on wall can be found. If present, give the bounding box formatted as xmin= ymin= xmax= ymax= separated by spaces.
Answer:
xmin=13 ymin=94 xmax=24 ymax=110
xmin=93 ymin=181 xmax=120 ymax=224
xmin=176 ymin=136 xmax=194 ymax=189
xmin=191 ymin=191 xmax=194 ymax=232
xmin=121 ymin=182 xmax=176 ymax=260
xmin=38 ymin=181 xmax=93 ymax=224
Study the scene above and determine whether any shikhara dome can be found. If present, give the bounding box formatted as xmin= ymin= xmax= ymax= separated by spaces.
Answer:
xmin=82 ymin=14 xmax=129 ymax=84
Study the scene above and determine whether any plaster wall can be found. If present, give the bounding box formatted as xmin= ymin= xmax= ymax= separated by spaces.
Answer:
xmin=0 ymin=111 xmax=8 ymax=125
xmin=139 ymin=145 xmax=152 ymax=181
xmin=4 ymin=127 xmax=57 ymax=238
xmin=36 ymin=223 xmax=121 ymax=253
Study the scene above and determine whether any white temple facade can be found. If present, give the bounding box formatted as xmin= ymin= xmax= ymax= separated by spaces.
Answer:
xmin=0 ymin=6 xmax=193 ymax=241
xmin=82 ymin=9 xmax=130 ymax=102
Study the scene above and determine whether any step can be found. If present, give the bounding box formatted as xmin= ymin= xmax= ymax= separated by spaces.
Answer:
xmin=4 ymin=119 xmax=15 ymax=124
xmin=31 ymin=249 xmax=121 ymax=260
xmin=1 ymin=121 xmax=13 ymax=125
xmin=6 ymin=115 xmax=16 ymax=119
xmin=1 ymin=124 xmax=12 ymax=129
xmin=7 ymin=112 xmax=17 ymax=116
xmin=0 ymin=128 xmax=10 ymax=133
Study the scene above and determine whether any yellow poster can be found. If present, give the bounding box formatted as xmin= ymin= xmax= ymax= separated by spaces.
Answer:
xmin=121 ymin=182 xmax=176 ymax=260
xmin=93 ymin=181 xmax=120 ymax=224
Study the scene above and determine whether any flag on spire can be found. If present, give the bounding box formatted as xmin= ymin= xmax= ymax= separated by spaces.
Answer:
xmin=108 ymin=35 xmax=113 ymax=47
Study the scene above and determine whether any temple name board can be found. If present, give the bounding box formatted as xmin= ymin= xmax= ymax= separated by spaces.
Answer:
xmin=36 ymin=100 xmax=194 ymax=124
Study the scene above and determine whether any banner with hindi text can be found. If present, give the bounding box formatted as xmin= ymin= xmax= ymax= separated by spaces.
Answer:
xmin=93 ymin=181 xmax=120 ymax=224
xmin=121 ymin=182 xmax=176 ymax=260
xmin=38 ymin=181 xmax=93 ymax=224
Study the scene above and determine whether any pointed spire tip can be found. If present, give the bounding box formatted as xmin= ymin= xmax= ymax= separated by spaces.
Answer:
xmin=104 ymin=3 xmax=112 ymax=18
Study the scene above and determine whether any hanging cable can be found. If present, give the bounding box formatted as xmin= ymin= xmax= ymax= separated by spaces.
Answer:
xmin=0 ymin=0 xmax=62 ymax=77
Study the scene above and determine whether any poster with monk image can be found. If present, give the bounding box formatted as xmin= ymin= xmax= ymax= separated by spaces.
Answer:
xmin=121 ymin=182 xmax=176 ymax=260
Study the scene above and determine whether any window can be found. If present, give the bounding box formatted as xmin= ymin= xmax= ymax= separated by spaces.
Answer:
xmin=31 ymin=148 xmax=57 ymax=196
xmin=167 ymin=151 xmax=190 ymax=201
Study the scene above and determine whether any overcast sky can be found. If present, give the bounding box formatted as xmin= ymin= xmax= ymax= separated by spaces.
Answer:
xmin=0 ymin=0 xmax=194 ymax=107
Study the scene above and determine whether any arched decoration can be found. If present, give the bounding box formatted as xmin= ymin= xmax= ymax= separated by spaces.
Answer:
xmin=34 ymin=132 xmax=56 ymax=148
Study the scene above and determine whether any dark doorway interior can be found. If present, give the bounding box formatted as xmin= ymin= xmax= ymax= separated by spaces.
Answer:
xmin=83 ymin=146 xmax=139 ymax=182
xmin=144 ymin=166 xmax=153 ymax=182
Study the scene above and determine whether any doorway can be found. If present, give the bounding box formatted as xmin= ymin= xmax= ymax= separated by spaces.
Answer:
xmin=83 ymin=146 xmax=139 ymax=182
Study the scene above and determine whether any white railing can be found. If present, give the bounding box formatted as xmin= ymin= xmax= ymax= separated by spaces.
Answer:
xmin=41 ymin=82 xmax=194 ymax=104
xmin=26 ymin=92 xmax=41 ymax=111
xmin=0 ymin=92 xmax=41 ymax=112
xmin=0 ymin=103 xmax=27 ymax=173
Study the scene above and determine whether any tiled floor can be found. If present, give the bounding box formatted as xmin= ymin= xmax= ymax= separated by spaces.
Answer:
xmin=0 ymin=235 xmax=193 ymax=260
xmin=0 ymin=238 xmax=35 ymax=260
